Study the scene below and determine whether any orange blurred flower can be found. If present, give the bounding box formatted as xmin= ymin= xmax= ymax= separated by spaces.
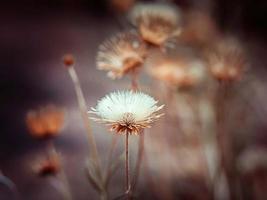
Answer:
xmin=26 ymin=105 xmax=65 ymax=139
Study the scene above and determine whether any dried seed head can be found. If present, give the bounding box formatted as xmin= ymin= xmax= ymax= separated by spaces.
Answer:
xmin=89 ymin=90 xmax=164 ymax=135
xmin=129 ymin=3 xmax=181 ymax=46
xmin=26 ymin=105 xmax=65 ymax=139
xmin=207 ymin=37 xmax=246 ymax=82
xmin=63 ymin=54 xmax=75 ymax=67
xmin=96 ymin=31 xmax=147 ymax=79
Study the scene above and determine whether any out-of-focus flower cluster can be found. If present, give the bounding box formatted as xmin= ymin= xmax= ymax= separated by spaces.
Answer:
xmin=96 ymin=2 xmax=247 ymax=89
xmin=26 ymin=105 xmax=65 ymax=139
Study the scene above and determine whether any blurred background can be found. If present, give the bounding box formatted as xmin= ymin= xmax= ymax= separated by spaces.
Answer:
xmin=1 ymin=0 xmax=267 ymax=199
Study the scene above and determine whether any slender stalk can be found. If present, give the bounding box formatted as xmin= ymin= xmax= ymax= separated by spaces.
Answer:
xmin=125 ymin=131 xmax=130 ymax=199
xmin=67 ymin=66 xmax=101 ymax=178
xmin=130 ymin=68 xmax=139 ymax=91
xmin=197 ymin=102 xmax=219 ymax=183
xmin=216 ymin=82 xmax=238 ymax=200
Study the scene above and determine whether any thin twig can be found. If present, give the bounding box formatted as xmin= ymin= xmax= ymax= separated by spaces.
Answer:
xmin=67 ymin=66 xmax=102 ymax=179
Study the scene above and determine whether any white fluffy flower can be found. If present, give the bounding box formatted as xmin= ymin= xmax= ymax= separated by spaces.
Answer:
xmin=89 ymin=90 xmax=164 ymax=135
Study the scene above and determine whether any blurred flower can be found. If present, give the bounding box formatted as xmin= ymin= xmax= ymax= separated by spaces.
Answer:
xmin=109 ymin=0 xmax=135 ymax=13
xmin=33 ymin=152 xmax=61 ymax=177
xmin=145 ymin=50 xmax=207 ymax=88
xmin=237 ymin=147 xmax=267 ymax=174
xmin=129 ymin=3 xmax=181 ymax=46
xmin=26 ymin=105 xmax=65 ymax=139
xmin=206 ymin=38 xmax=246 ymax=82
xmin=89 ymin=90 xmax=164 ymax=135
xmin=96 ymin=31 xmax=147 ymax=79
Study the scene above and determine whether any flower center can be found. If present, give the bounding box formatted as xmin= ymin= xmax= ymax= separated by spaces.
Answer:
xmin=122 ymin=112 xmax=135 ymax=126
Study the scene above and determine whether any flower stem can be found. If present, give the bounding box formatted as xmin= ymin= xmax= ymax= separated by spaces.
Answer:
xmin=67 ymin=66 xmax=101 ymax=179
xmin=125 ymin=131 xmax=130 ymax=199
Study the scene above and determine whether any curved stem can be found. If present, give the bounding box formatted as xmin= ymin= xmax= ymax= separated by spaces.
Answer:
xmin=0 ymin=170 xmax=19 ymax=200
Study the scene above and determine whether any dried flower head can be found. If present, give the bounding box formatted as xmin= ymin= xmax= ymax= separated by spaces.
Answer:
xmin=129 ymin=3 xmax=181 ymax=45
xmin=207 ymin=38 xmax=246 ymax=82
xmin=26 ymin=105 xmax=65 ymax=139
xmin=33 ymin=153 xmax=61 ymax=177
xmin=63 ymin=54 xmax=75 ymax=67
xmin=96 ymin=31 xmax=147 ymax=79
xmin=89 ymin=90 xmax=164 ymax=135
xmin=146 ymin=50 xmax=206 ymax=88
